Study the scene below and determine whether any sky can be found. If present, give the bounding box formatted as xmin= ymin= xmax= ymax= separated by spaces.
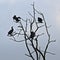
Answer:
xmin=0 ymin=0 xmax=60 ymax=60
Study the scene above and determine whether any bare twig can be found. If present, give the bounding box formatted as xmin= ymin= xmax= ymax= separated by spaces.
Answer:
xmin=9 ymin=36 xmax=25 ymax=42
xmin=25 ymin=35 xmax=35 ymax=60
xmin=25 ymin=19 xmax=27 ymax=32
xmin=25 ymin=54 xmax=31 ymax=57
xmin=35 ymin=25 xmax=44 ymax=32
xmin=32 ymin=3 xmax=39 ymax=60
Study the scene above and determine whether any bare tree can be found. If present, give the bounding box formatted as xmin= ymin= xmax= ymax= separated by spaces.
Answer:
xmin=7 ymin=3 xmax=56 ymax=60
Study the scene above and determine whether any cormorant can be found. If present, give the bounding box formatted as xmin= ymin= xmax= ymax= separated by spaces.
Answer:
xmin=8 ymin=26 xmax=14 ymax=36
xmin=13 ymin=15 xmax=21 ymax=23
xmin=38 ymin=17 xmax=43 ymax=23
xmin=30 ymin=31 xmax=35 ymax=39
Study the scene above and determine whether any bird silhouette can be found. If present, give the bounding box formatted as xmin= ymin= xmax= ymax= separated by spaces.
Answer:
xmin=38 ymin=17 xmax=43 ymax=23
xmin=30 ymin=31 xmax=35 ymax=39
xmin=13 ymin=15 xmax=21 ymax=23
xmin=8 ymin=26 xmax=14 ymax=36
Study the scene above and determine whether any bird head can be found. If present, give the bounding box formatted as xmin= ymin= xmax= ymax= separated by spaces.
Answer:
xmin=13 ymin=15 xmax=16 ymax=19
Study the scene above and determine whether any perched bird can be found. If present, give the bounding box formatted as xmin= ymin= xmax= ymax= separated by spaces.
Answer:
xmin=30 ymin=31 xmax=35 ymax=39
xmin=8 ymin=26 xmax=14 ymax=36
xmin=38 ymin=17 xmax=43 ymax=23
xmin=13 ymin=15 xmax=21 ymax=23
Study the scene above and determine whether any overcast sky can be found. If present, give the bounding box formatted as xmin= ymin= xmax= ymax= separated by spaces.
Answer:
xmin=0 ymin=0 xmax=60 ymax=60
